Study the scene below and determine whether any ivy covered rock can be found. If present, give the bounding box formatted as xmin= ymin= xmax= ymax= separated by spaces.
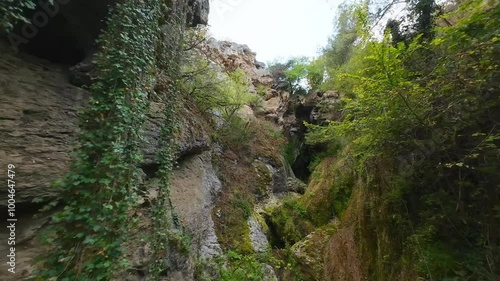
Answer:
xmin=0 ymin=42 xmax=213 ymax=208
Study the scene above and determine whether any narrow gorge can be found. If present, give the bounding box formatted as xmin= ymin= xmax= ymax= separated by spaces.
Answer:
xmin=0 ymin=0 xmax=498 ymax=280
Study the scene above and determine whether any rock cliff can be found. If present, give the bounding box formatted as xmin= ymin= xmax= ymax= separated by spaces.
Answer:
xmin=0 ymin=25 xmax=294 ymax=281
xmin=0 ymin=37 xmax=210 ymax=280
xmin=0 ymin=1 xmax=342 ymax=279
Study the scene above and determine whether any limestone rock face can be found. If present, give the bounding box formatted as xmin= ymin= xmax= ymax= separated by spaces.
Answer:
xmin=204 ymin=38 xmax=293 ymax=126
xmin=116 ymin=151 xmax=222 ymax=280
xmin=283 ymin=90 xmax=342 ymax=137
xmin=0 ymin=42 xmax=212 ymax=208
xmin=260 ymin=91 xmax=291 ymax=124
xmin=68 ymin=53 xmax=95 ymax=87
xmin=0 ymin=40 xmax=218 ymax=279
xmin=304 ymin=90 xmax=342 ymax=124
xmin=0 ymin=210 xmax=51 ymax=281
xmin=188 ymin=0 xmax=210 ymax=26
xmin=141 ymin=101 xmax=211 ymax=166
xmin=205 ymin=39 xmax=273 ymax=86
xmin=169 ymin=151 xmax=222 ymax=258
xmin=248 ymin=215 xmax=270 ymax=253
xmin=0 ymin=42 xmax=88 ymax=208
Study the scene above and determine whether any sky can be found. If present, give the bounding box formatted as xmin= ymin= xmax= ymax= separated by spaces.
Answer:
xmin=208 ymin=0 xmax=342 ymax=64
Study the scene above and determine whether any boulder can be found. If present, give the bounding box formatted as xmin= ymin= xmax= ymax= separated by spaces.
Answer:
xmin=290 ymin=223 xmax=339 ymax=281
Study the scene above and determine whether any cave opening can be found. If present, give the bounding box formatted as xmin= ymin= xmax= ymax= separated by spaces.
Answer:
xmin=291 ymin=145 xmax=315 ymax=181
xmin=7 ymin=0 xmax=117 ymax=65
xmin=263 ymin=214 xmax=286 ymax=249
xmin=11 ymin=5 xmax=85 ymax=64
xmin=0 ymin=201 xmax=48 ymax=222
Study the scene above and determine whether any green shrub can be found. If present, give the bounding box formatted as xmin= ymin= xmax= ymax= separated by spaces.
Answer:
xmin=0 ymin=0 xmax=35 ymax=32
xmin=267 ymin=197 xmax=314 ymax=246
xmin=302 ymin=0 xmax=500 ymax=279
xmin=195 ymin=251 xmax=284 ymax=281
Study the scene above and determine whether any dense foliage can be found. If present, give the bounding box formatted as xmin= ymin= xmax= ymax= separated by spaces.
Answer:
xmin=0 ymin=0 xmax=35 ymax=32
xmin=195 ymin=250 xmax=287 ymax=281
xmin=267 ymin=57 xmax=313 ymax=95
xmin=302 ymin=0 xmax=499 ymax=279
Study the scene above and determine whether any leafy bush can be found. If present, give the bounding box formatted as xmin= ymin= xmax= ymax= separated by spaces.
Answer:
xmin=0 ymin=0 xmax=35 ymax=32
xmin=178 ymin=37 xmax=263 ymax=152
xmin=195 ymin=251 xmax=284 ymax=281
xmin=178 ymin=33 xmax=258 ymax=123
xmin=214 ymin=115 xmax=255 ymax=152
xmin=267 ymin=197 xmax=315 ymax=246
xmin=267 ymin=57 xmax=311 ymax=95
xmin=301 ymin=0 xmax=500 ymax=279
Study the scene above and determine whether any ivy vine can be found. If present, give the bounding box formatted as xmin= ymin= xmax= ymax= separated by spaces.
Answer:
xmin=0 ymin=0 xmax=36 ymax=32
xmin=33 ymin=0 xmax=188 ymax=280
xmin=148 ymin=2 xmax=192 ymax=279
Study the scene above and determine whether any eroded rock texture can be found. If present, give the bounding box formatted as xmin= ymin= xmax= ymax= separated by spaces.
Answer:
xmin=0 ymin=13 xmax=296 ymax=279
xmin=0 ymin=40 xmax=216 ymax=280
xmin=0 ymin=42 xmax=88 ymax=208
xmin=0 ymin=41 xmax=212 ymax=208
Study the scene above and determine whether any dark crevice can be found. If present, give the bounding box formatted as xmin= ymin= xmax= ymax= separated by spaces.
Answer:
xmin=291 ymin=146 xmax=315 ymax=181
xmin=22 ymin=109 xmax=42 ymax=115
xmin=263 ymin=213 xmax=286 ymax=249
xmin=13 ymin=7 xmax=85 ymax=64
xmin=295 ymin=104 xmax=314 ymax=120
xmin=287 ymin=103 xmax=317 ymax=181
xmin=141 ymin=163 xmax=160 ymax=179
xmin=1 ymin=201 xmax=48 ymax=221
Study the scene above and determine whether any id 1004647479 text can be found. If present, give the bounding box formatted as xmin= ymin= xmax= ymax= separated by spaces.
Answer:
xmin=6 ymin=164 xmax=16 ymax=274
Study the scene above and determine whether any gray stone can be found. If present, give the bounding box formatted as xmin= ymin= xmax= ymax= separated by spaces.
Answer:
xmin=68 ymin=53 xmax=96 ymax=87
xmin=248 ymin=215 xmax=270 ymax=253
xmin=0 ymin=41 xmax=211 ymax=206
xmin=170 ymin=152 xmax=222 ymax=258
xmin=0 ymin=42 xmax=88 ymax=208
xmin=188 ymin=0 xmax=210 ymax=26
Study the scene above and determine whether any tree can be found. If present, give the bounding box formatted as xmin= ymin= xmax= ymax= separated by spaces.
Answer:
xmin=323 ymin=3 xmax=359 ymax=70
xmin=306 ymin=0 xmax=500 ymax=279
xmin=267 ymin=57 xmax=312 ymax=95
xmin=305 ymin=56 xmax=327 ymax=90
